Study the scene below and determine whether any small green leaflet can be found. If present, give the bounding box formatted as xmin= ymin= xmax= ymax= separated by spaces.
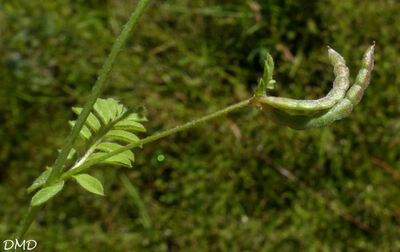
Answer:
xmin=94 ymin=98 xmax=113 ymax=124
xmin=88 ymin=152 xmax=133 ymax=167
xmin=31 ymin=181 xmax=64 ymax=206
xmin=73 ymin=174 xmax=104 ymax=196
xmin=95 ymin=142 xmax=135 ymax=166
xmin=256 ymin=53 xmax=276 ymax=97
xmin=105 ymin=130 xmax=140 ymax=143
xmin=114 ymin=120 xmax=146 ymax=132
xmin=72 ymin=107 xmax=101 ymax=132
xmin=27 ymin=167 xmax=52 ymax=193
xmin=69 ymin=120 xmax=92 ymax=140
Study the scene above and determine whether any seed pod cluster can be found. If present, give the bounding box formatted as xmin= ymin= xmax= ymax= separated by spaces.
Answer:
xmin=253 ymin=44 xmax=375 ymax=130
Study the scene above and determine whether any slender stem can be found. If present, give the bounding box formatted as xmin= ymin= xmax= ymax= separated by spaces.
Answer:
xmin=61 ymin=98 xmax=252 ymax=180
xmin=47 ymin=0 xmax=150 ymax=185
xmin=15 ymin=206 xmax=41 ymax=240
xmin=16 ymin=0 xmax=151 ymax=239
xmin=120 ymin=174 xmax=152 ymax=229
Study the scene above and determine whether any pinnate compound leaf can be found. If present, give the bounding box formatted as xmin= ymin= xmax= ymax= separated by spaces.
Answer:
xmin=27 ymin=167 xmax=52 ymax=194
xmin=73 ymin=174 xmax=104 ymax=196
xmin=31 ymin=181 xmax=64 ymax=206
xmin=70 ymin=98 xmax=147 ymax=169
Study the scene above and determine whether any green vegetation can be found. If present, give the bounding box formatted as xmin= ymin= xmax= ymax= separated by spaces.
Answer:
xmin=1 ymin=0 xmax=399 ymax=251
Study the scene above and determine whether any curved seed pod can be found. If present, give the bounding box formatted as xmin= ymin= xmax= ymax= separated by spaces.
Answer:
xmin=261 ymin=96 xmax=353 ymax=130
xmin=345 ymin=44 xmax=375 ymax=105
xmin=302 ymin=44 xmax=375 ymax=129
xmin=302 ymin=98 xmax=353 ymax=129
xmin=255 ymin=44 xmax=375 ymax=130
xmin=257 ymin=47 xmax=350 ymax=113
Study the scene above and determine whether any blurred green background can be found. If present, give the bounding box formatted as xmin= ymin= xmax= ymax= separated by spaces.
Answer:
xmin=1 ymin=0 xmax=399 ymax=251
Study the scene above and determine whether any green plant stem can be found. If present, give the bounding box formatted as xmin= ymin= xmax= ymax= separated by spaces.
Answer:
xmin=47 ymin=0 xmax=150 ymax=185
xmin=61 ymin=98 xmax=253 ymax=180
xmin=15 ymin=206 xmax=41 ymax=240
xmin=16 ymin=0 xmax=150 ymax=240
xmin=120 ymin=174 xmax=152 ymax=229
